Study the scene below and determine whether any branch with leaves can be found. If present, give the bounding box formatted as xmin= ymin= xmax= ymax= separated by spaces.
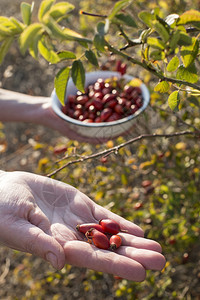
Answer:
xmin=0 ymin=0 xmax=200 ymax=112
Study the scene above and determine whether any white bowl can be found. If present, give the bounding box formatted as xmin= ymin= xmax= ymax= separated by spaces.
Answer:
xmin=51 ymin=71 xmax=150 ymax=141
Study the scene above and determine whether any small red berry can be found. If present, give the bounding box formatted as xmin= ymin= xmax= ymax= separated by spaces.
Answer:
xmin=99 ymin=219 xmax=121 ymax=235
xmin=76 ymin=223 xmax=104 ymax=234
xmin=110 ymin=235 xmax=122 ymax=250
xmin=86 ymin=229 xmax=110 ymax=250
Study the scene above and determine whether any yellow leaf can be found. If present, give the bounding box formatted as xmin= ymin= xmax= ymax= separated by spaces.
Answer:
xmin=175 ymin=142 xmax=187 ymax=150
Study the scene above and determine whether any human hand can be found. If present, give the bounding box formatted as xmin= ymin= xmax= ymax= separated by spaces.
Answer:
xmin=0 ymin=171 xmax=165 ymax=281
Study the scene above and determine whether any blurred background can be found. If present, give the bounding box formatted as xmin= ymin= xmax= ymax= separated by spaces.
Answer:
xmin=0 ymin=1 xmax=199 ymax=299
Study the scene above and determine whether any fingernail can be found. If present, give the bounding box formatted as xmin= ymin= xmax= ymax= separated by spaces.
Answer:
xmin=46 ymin=252 xmax=58 ymax=269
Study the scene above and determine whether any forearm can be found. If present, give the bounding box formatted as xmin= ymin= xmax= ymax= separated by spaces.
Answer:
xmin=0 ymin=88 xmax=50 ymax=123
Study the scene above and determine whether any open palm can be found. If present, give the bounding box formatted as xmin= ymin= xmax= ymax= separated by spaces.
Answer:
xmin=0 ymin=171 xmax=165 ymax=281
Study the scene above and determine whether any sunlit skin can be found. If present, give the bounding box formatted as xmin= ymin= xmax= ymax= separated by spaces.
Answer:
xmin=0 ymin=171 xmax=166 ymax=282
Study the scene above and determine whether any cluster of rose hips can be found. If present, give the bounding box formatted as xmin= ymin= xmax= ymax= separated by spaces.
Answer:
xmin=62 ymin=77 xmax=143 ymax=123
xmin=76 ymin=219 xmax=125 ymax=250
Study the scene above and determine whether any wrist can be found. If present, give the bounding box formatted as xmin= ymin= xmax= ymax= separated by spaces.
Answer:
xmin=0 ymin=88 xmax=50 ymax=124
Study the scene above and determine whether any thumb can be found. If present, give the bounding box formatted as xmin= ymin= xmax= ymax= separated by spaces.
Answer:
xmin=4 ymin=219 xmax=65 ymax=270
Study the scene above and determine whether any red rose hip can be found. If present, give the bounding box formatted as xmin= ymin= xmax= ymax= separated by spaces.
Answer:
xmin=99 ymin=219 xmax=121 ymax=235
xmin=86 ymin=228 xmax=110 ymax=250
xmin=110 ymin=235 xmax=122 ymax=250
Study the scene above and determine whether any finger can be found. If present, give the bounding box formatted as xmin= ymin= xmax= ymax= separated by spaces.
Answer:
xmin=5 ymin=219 xmax=65 ymax=270
xmin=116 ymin=246 xmax=166 ymax=271
xmin=93 ymin=204 xmax=144 ymax=237
xmin=64 ymin=240 xmax=146 ymax=282
xmin=118 ymin=233 xmax=163 ymax=253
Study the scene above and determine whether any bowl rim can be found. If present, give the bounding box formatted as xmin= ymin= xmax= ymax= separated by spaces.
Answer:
xmin=51 ymin=71 xmax=150 ymax=128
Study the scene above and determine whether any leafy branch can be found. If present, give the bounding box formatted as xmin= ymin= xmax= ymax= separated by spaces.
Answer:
xmin=1 ymin=0 xmax=200 ymax=112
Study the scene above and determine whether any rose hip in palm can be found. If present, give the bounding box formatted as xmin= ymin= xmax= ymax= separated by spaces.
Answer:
xmin=86 ymin=228 xmax=110 ymax=250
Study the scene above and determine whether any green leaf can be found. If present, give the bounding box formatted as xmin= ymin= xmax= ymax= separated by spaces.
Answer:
xmin=168 ymin=91 xmax=180 ymax=111
xmin=138 ymin=11 xmax=155 ymax=27
xmin=178 ymin=31 xmax=193 ymax=46
xmin=176 ymin=64 xmax=198 ymax=83
xmin=54 ymin=67 xmax=70 ymax=106
xmin=10 ymin=17 xmax=25 ymax=32
xmin=29 ymin=29 xmax=43 ymax=59
xmin=178 ymin=9 xmax=200 ymax=28
xmin=147 ymin=37 xmax=165 ymax=50
xmin=38 ymin=0 xmax=55 ymax=21
xmin=154 ymin=81 xmax=170 ymax=93
xmin=93 ymin=34 xmax=106 ymax=52
xmin=169 ymin=30 xmax=180 ymax=50
xmin=167 ymin=56 xmax=180 ymax=72
xmin=71 ymin=60 xmax=85 ymax=93
xmin=108 ymin=0 xmax=131 ymax=20
xmin=85 ymin=49 xmax=99 ymax=67
xmin=43 ymin=16 xmax=91 ymax=43
xmin=97 ymin=21 xmax=109 ymax=36
xmin=114 ymin=13 xmax=137 ymax=27
xmin=20 ymin=2 xmax=33 ymax=25
xmin=153 ymin=20 xmax=169 ymax=43
xmin=57 ymin=50 xmax=76 ymax=60
xmin=0 ymin=36 xmax=14 ymax=64
xmin=49 ymin=2 xmax=74 ymax=20
xmin=121 ymin=173 xmax=128 ymax=185
xmin=181 ymin=38 xmax=199 ymax=68
xmin=0 ymin=17 xmax=23 ymax=36
xmin=19 ymin=23 xmax=43 ymax=55
xmin=150 ymin=50 xmax=165 ymax=60
xmin=188 ymin=95 xmax=200 ymax=107
xmin=38 ymin=38 xmax=60 ymax=63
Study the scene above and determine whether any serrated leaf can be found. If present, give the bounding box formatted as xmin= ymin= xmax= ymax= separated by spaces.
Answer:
xmin=71 ymin=60 xmax=85 ymax=93
xmin=54 ymin=67 xmax=70 ymax=105
xmin=93 ymin=34 xmax=106 ymax=52
xmin=38 ymin=38 xmax=60 ymax=63
xmin=20 ymin=2 xmax=32 ymax=25
xmin=57 ymin=50 xmax=76 ymax=60
xmin=147 ymin=37 xmax=165 ymax=49
xmin=167 ymin=56 xmax=179 ymax=72
xmin=154 ymin=81 xmax=170 ymax=93
xmin=38 ymin=0 xmax=55 ymax=21
xmin=19 ymin=23 xmax=43 ymax=55
xmin=138 ymin=11 xmax=155 ymax=27
xmin=181 ymin=38 xmax=199 ymax=68
xmin=176 ymin=64 xmax=198 ymax=83
xmin=153 ymin=20 xmax=169 ymax=43
xmin=85 ymin=49 xmax=99 ymax=67
xmin=114 ymin=13 xmax=137 ymax=27
xmin=168 ymin=91 xmax=180 ymax=111
xmin=108 ymin=0 xmax=131 ymax=20
xmin=49 ymin=2 xmax=74 ymax=20
xmin=178 ymin=9 xmax=200 ymax=28
xmin=0 ymin=36 xmax=14 ymax=64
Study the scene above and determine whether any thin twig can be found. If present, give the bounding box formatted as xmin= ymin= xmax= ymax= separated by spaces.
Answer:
xmin=47 ymin=130 xmax=197 ymax=177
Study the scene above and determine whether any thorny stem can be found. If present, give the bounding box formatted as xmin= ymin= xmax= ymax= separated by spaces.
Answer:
xmin=47 ymin=130 xmax=197 ymax=177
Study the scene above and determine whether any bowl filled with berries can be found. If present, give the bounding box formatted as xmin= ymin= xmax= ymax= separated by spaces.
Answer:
xmin=51 ymin=70 xmax=150 ymax=141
